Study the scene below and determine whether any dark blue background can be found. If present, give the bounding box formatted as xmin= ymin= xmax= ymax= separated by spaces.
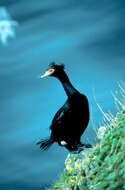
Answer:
xmin=0 ymin=0 xmax=125 ymax=189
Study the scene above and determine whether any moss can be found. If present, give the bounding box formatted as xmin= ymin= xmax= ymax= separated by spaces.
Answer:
xmin=49 ymin=86 xmax=125 ymax=190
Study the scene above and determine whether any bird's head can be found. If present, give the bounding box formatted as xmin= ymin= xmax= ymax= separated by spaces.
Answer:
xmin=40 ymin=62 xmax=65 ymax=78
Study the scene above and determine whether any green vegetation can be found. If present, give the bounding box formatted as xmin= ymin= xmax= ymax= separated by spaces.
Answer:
xmin=49 ymin=84 xmax=125 ymax=190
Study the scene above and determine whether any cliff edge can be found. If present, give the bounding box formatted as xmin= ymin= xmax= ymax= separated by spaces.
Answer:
xmin=50 ymin=85 xmax=125 ymax=190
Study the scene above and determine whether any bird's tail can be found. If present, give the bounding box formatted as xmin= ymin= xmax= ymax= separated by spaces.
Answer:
xmin=36 ymin=137 xmax=54 ymax=150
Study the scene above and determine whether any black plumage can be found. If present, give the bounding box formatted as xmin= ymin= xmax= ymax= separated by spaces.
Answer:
xmin=37 ymin=62 xmax=91 ymax=152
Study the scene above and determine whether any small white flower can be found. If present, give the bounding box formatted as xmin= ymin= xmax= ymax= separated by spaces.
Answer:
xmin=97 ymin=126 xmax=107 ymax=139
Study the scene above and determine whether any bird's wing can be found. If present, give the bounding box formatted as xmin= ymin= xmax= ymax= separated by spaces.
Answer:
xmin=50 ymin=103 xmax=72 ymax=130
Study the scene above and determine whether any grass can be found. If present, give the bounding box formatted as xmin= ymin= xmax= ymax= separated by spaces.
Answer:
xmin=48 ymin=83 xmax=125 ymax=190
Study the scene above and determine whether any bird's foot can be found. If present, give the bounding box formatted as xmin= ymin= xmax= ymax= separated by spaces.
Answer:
xmin=75 ymin=143 xmax=93 ymax=153
xmin=82 ymin=143 xmax=93 ymax=148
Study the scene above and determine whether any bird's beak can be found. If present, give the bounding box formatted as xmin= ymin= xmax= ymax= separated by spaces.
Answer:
xmin=40 ymin=69 xmax=55 ymax=78
xmin=40 ymin=71 xmax=51 ymax=78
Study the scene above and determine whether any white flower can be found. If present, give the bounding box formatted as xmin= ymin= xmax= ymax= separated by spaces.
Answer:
xmin=97 ymin=126 xmax=107 ymax=139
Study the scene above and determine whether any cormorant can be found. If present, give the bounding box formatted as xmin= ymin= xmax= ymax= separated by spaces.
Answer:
xmin=37 ymin=62 xmax=91 ymax=152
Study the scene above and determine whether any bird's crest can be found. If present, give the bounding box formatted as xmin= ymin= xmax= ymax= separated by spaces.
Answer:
xmin=49 ymin=62 xmax=65 ymax=70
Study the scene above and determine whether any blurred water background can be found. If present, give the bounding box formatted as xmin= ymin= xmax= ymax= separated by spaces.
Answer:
xmin=0 ymin=0 xmax=125 ymax=189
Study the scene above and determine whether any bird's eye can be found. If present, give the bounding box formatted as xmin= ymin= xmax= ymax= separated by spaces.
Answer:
xmin=48 ymin=69 xmax=55 ymax=73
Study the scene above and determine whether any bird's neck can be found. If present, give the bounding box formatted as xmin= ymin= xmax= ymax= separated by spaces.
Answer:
xmin=57 ymin=71 xmax=79 ymax=98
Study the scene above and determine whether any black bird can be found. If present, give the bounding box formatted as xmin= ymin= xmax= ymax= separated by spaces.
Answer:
xmin=37 ymin=62 xmax=91 ymax=152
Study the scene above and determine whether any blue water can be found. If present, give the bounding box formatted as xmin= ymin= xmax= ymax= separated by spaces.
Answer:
xmin=0 ymin=0 xmax=125 ymax=189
